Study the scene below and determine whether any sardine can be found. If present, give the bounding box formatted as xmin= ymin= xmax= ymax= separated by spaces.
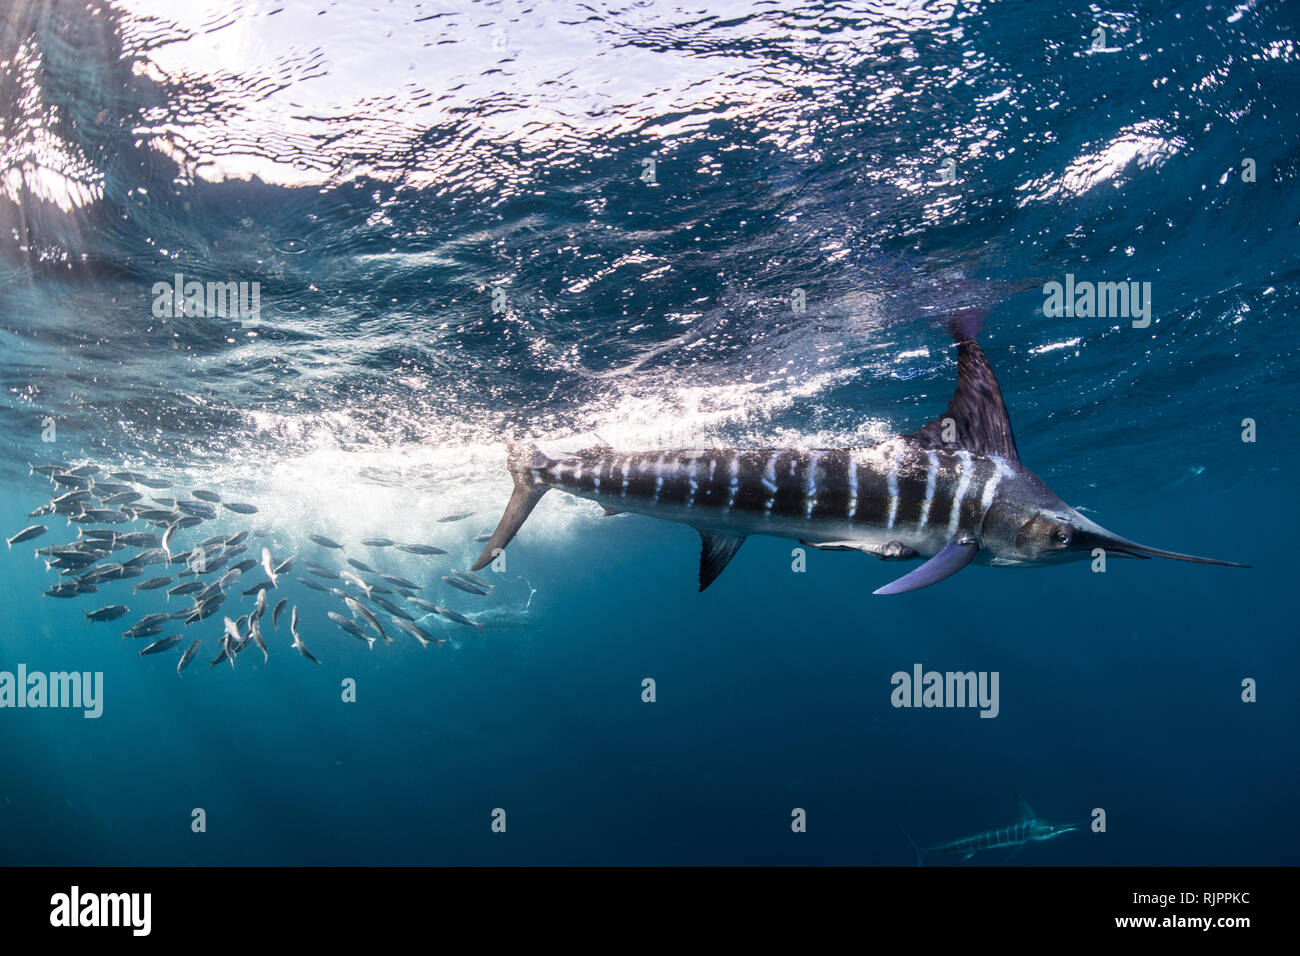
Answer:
xmin=83 ymin=604 xmax=129 ymax=623
xmin=395 ymin=543 xmax=447 ymax=555
xmin=443 ymin=575 xmax=489 ymax=596
xmin=139 ymin=634 xmax=184 ymax=657
xmin=133 ymin=576 xmax=173 ymax=592
xmin=177 ymin=639 xmax=201 ymax=675
xmin=261 ymin=547 xmax=279 ymax=587
xmin=7 ymin=525 xmax=48 ymax=547
xmin=328 ymin=611 xmax=375 ymax=648
xmin=309 ymin=534 xmax=343 ymax=549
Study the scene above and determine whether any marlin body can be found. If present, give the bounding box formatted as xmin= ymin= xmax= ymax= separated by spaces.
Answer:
xmin=905 ymin=798 xmax=1081 ymax=866
xmin=473 ymin=333 xmax=1247 ymax=593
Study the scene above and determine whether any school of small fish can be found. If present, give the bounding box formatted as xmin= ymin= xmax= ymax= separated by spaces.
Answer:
xmin=12 ymin=462 xmax=491 ymax=676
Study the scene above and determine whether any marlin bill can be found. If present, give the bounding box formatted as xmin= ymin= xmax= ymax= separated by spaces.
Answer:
xmin=473 ymin=329 xmax=1248 ymax=594
xmin=904 ymin=798 xmax=1082 ymax=866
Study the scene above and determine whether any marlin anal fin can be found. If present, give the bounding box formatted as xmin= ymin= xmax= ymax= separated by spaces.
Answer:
xmin=599 ymin=504 xmax=624 ymax=517
xmin=873 ymin=540 xmax=977 ymax=595
xmin=908 ymin=339 xmax=1020 ymax=461
xmin=697 ymin=530 xmax=746 ymax=591
xmin=471 ymin=444 xmax=551 ymax=572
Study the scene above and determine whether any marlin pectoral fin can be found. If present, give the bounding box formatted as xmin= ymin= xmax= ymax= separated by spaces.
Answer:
xmin=961 ymin=852 xmax=976 ymax=862
xmin=873 ymin=540 xmax=977 ymax=595
xmin=599 ymin=505 xmax=624 ymax=517
xmin=697 ymin=530 xmax=746 ymax=591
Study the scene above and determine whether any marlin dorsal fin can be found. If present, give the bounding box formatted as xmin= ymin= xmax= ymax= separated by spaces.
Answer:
xmin=908 ymin=338 xmax=1020 ymax=461
xmin=1017 ymin=795 xmax=1037 ymax=822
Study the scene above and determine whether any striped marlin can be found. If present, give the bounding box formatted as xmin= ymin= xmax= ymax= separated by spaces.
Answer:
xmin=904 ymin=797 xmax=1082 ymax=866
xmin=472 ymin=331 xmax=1248 ymax=593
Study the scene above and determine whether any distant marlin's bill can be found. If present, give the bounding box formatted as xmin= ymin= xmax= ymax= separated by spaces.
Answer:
xmin=473 ymin=329 xmax=1249 ymax=594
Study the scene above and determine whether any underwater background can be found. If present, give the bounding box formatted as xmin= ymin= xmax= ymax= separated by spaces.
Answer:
xmin=0 ymin=0 xmax=1296 ymax=865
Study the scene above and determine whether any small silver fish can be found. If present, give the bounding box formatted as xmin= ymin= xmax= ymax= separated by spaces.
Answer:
xmin=139 ymin=634 xmax=184 ymax=657
xmin=442 ymin=575 xmax=488 ymax=596
xmin=102 ymin=491 xmax=142 ymax=505
xmin=261 ymin=547 xmax=278 ymax=587
xmin=250 ymin=616 xmax=268 ymax=662
xmin=391 ymin=616 xmax=444 ymax=647
xmin=272 ymin=598 xmax=288 ymax=628
xmin=83 ymin=604 xmax=129 ymax=623
xmin=328 ymin=611 xmax=375 ymax=648
xmin=346 ymin=557 xmax=377 ymax=574
xmin=339 ymin=570 xmax=373 ymax=598
xmin=433 ymin=605 xmax=482 ymax=628
xmin=191 ymin=490 xmax=221 ymax=503
xmin=395 ymin=543 xmax=447 ymax=555
xmin=133 ymin=576 xmax=173 ymax=592
xmin=379 ymin=573 xmax=420 ymax=590
xmin=177 ymin=639 xmax=201 ymax=675
xmin=224 ymin=502 xmax=258 ymax=515
xmin=449 ymin=568 xmax=493 ymax=590
xmin=310 ymin=534 xmax=343 ymax=549
xmin=291 ymin=620 xmax=318 ymax=664
xmin=273 ymin=556 xmax=296 ymax=575
xmin=360 ymin=537 xmax=394 ymax=547
xmin=343 ymin=595 xmax=388 ymax=642
xmin=437 ymin=512 xmax=474 ymax=523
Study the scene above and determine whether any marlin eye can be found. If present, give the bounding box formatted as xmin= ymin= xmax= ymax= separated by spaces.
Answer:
xmin=1055 ymin=529 xmax=1072 ymax=545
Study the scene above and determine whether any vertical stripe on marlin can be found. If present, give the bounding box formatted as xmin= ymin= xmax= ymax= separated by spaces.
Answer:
xmin=947 ymin=450 xmax=974 ymax=537
xmin=804 ymin=451 xmax=822 ymax=518
xmin=959 ymin=456 xmax=994 ymax=530
xmin=655 ymin=453 xmax=689 ymax=506
xmin=886 ymin=451 xmax=900 ymax=529
xmin=850 ymin=452 xmax=889 ymax=526
xmin=761 ymin=452 xmax=780 ymax=515
xmin=893 ymin=449 xmax=930 ymax=527
xmin=772 ymin=453 xmax=808 ymax=518
xmin=918 ymin=450 xmax=939 ymax=530
xmin=811 ymin=451 xmax=851 ymax=521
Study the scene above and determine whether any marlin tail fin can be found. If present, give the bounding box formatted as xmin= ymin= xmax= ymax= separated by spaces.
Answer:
xmin=900 ymin=826 xmax=925 ymax=868
xmin=472 ymin=443 xmax=552 ymax=572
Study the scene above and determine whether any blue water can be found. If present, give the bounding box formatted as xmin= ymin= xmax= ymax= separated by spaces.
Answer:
xmin=1 ymin=0 xmax=1297 ymax=865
